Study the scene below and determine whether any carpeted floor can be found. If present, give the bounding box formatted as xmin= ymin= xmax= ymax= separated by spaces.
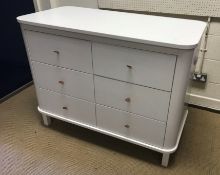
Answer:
xmin=0 ymin=85 xmax=220 ymax=175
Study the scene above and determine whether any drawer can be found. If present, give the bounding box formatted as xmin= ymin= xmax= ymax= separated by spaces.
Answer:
xmin=95 ymin=76 xmax=170 ymax=122
xmin=25 ymin=30 xmax=93 ymax=73
xmin=32 ymin=62 xmax=94 ymax=102
xmin=96 ymin=105 xmax=166 ymax=147
xmin=93 ymin=43 xmax=176 ymax=91
xmin=37 ymin=88 xmax=96 ymax=125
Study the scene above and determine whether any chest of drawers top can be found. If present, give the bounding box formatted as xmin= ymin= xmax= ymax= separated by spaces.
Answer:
xmin=17 ymin=6 xmax=206 ymax=50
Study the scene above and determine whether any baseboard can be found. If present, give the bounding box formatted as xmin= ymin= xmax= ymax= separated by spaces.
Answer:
xmin=189 ymin=93 xmax=220 ymax=112
xmin=0 ymin=81 xmax=33 ymax=103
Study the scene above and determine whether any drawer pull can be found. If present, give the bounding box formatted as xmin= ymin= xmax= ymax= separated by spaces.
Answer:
xmin=58 ymin=80 xmax=64 ymax=85
xmin=194 ymin=59 xmax=198 ymax=65
xmin=124 ymin=124 xmax=130 ymax=128
xmin=62 ymin=107 xmax=68 ymax=110
xmin=125 ymin=97 xmax=131 ymax=103
xmin=53 ymin=50 xmax=60 ymax=55
xmin=126 ymin=65 xmax=133 ymax=69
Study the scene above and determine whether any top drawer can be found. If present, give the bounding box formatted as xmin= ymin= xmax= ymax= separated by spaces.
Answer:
xmin=25 ymin=31 xmax=93 ymax=73
xmin=93 ymin=43 xmax=176 ymax=91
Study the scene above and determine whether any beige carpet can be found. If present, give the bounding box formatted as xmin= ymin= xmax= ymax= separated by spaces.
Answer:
xmin=0 ymin=86 xmax=220 ymax=175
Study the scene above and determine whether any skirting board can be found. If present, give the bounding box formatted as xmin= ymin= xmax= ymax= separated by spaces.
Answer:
xmin=0 ymin=81 xmax=33 ymax=104
xmin=189 ymin=93 xmax=220 ymax=111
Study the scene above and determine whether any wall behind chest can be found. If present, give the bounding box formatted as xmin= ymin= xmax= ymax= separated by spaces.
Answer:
xmin=50 ymin=0 xmax=98 ymax=9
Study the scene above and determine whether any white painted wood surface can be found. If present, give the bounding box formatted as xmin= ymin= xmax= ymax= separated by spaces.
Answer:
xmin=95 ymin=76 xmax=170 ymax=122
xmin=42 ymin=114 xmax=51 ymax=126
xmin=25 ymin=30 xmax=93 ymax=73
xmin=17 ymin=6 xmax=206 ymax=49
xmin=18 ymin=7 xmax=205 ymax=166
xmin=37 ymin=88 xmax=96 ymax=125
xmin=93 ymin=43 xmax=176 ymax=91
xmin=163 ymin=49 xmax=194 ymax=149
xmin=32 ymin=61 xmax=95 ymax=102
xmin=96 ymin=104 xmax=166 ymax=147
xmin=38 ymin=106 xmax=187 ymax=155
xmin=162 ymin=153 xmax=170 ymax=167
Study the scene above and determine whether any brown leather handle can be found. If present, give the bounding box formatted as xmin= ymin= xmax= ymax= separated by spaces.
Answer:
xmin=53 ymin=50 xmax=60 ymax=55
xmin=58 ymin=81 xmax=64 ymax=85
xmin=125 ymin=97 xmax=131 ymax=103
xmin=124 ymin=124 xmax=130 ymax=128
xmin=126 ymin=65 xmax=133 ymax=69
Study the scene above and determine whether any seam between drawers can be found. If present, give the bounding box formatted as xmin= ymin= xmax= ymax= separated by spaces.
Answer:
xmin=165 ymin=56 xmax=178 ymax=121
xmin=31 ymin=60 xmax=93 ymax=75
xmin=163 ymin=55 xmax=178 ymax=146
xmin=91 ymin=41 xmax=98 ymax=126
xmin=96 ymin=103 xmax=166 ymax=125
xmin=37 ymin=87 xmax=95 ymax=104
xmin=94 ymin=74 xmax=172 ymax=93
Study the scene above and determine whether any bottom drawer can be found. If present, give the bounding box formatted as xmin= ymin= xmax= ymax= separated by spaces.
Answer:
xmin=96 ymin=105 xmax=166 ymax=147
xmin=37 ymin=88 xmax=96 ymax=126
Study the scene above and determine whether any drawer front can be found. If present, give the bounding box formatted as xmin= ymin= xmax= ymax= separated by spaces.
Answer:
xmin=95 ymin=76 xmax=170 ymax=122
xmin=96 ymin=105 xmax=166 ymax=147
xmin=25 ymin=30 xmax=93 ymax=73
xmin=37 ymin=88 xmax=96 ymax=125
xmin=93 ymin=43 xmax=176 ymax=91
xmin=32 ymin=62 xmax=94 ymax=102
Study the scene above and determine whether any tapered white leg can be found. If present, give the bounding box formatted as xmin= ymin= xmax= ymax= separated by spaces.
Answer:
xmin=42 ymin=114 xmax=51 ymax=126
xmin=162 ymin=153 xmax=170 ymax=167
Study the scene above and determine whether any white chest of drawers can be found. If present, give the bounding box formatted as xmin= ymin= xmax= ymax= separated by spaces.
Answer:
xmin=17 ymin=6 xmax=206 ymax=167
